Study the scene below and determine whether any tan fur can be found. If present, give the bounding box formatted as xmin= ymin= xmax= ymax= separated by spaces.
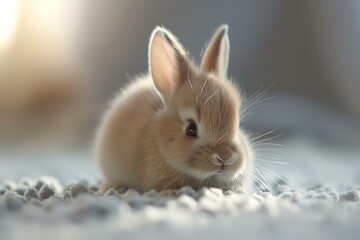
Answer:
xmin=96 ymin=25 xmax=253 ymax=192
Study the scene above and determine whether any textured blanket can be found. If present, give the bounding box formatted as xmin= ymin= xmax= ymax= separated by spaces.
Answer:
xmin=1 ymin=136 xmax=359 ymax=240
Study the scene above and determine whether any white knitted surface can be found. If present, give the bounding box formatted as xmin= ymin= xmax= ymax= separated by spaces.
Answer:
xmin=1 ymin=136 xmax=359 ymax=240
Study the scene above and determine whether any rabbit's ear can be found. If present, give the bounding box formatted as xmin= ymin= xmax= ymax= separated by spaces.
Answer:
xmin=149 ymin=26 xmax=187 ymax=100
xmin=200 ymin=25 xmax=230 ymax=78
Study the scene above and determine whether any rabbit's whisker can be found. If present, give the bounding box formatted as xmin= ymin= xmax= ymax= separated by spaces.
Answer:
xmin=204 ymin=90 xmax=218 ymax=106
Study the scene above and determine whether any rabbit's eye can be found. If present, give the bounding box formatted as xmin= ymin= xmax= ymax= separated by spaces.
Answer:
xmin=185 ymin=121 xmax=197 ymax=137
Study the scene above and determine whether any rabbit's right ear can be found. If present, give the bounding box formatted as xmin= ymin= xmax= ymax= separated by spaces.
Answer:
xmin=200 ymin=25 xmax=230 ymax=78
xmin=149 ymin=27 xmax=187 ymax=101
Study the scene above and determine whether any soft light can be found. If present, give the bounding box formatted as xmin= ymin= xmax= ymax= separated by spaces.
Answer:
xmin=0 ymin=0 xmax=20 ymax=52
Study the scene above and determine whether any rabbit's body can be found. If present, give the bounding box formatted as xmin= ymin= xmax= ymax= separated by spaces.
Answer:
xmin=97 ymin=76 xmax=163 ymax=190
xmin=96 ymin=25 xmax=253 ymax=192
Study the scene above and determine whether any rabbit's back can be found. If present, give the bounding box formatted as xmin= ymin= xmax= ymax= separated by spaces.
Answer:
xmin=96 ymin=75 xmax=162 ymax=189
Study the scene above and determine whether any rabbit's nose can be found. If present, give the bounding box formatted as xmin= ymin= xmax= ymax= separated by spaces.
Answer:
xmin=217 ymin=149 xmax=232 ymax=163
xmin=212 ymin=154 xmax=227 ymax=171
xmin=212 ymin=142 xmax=233 ymax=161
xmin=216 ymin=157 xmax=225 ymax=170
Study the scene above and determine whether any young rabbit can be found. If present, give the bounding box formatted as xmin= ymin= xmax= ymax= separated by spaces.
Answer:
xmin=96 ymin=25 xmax=253 ymax=192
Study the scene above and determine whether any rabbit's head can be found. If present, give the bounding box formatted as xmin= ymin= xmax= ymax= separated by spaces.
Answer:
xmin=149 ymin=25 xmax=252 ymax=186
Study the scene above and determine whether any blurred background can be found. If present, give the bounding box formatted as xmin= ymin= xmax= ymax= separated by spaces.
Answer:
xmin=0 ymin=0 xmax=359 ymax=184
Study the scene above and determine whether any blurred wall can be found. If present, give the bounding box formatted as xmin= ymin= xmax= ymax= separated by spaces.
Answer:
xmin=74 ymin=0 xmax=360 ymax=143
xmin=0 ymin=0 xmax=85 ymax=149
xmin=75 ymin=1 xmax=360 ymax=119
xmin=76 ymin=0 xmax=282 ymax=109
xmin=1 ymin=0 xmax=360 ymax=149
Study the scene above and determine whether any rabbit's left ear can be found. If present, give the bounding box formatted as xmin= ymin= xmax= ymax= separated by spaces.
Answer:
xmin=200 ymin=25 xmax=230 ymax=78
xmin=149 ymin=26 xmax=188 ymax=101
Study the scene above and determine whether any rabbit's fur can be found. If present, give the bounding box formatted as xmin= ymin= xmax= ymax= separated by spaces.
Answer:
xmin=96 ymin=25 xmax=253 ymax=192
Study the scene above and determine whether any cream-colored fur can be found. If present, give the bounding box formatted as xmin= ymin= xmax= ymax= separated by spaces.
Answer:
xmin=96 ymin=25 xmax=253 ymax=192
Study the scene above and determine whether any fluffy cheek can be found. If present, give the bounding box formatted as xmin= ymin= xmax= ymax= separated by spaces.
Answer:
xmin=237 ymin=132 xmax=253 ymax=172
xmin=225 ymin=141 xmax=248 ymax=172
xmin=154 ymin=114 xmax=194 ymax=166
xmin=190 ymin=147 xmax=215 ymax=170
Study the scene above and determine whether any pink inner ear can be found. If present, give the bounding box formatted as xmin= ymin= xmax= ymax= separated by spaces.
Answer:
xmin=200 ymin=25 xmax=229 ymax=77
xmin=150 ymin=32 xmax=178 ymax=96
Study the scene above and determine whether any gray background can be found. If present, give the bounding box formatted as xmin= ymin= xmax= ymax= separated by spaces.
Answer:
xmin=72 ymin=0 xmax=360 ymax=145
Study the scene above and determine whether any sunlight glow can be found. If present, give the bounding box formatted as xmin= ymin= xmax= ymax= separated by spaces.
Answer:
xmin=0 ymin=0 xmax=20 ymax=52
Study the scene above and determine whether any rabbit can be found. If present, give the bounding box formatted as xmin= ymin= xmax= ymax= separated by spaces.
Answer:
xmin=96 ymin=25 xmax=253 ymax=193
